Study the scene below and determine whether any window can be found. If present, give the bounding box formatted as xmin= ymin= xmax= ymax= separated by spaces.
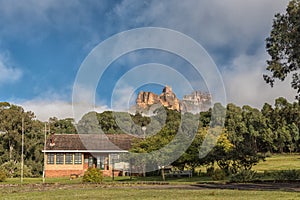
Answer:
xmin=47 ymin=153 xmax=54 ymax=164
xmin=74 ymin=153 xmax=82 ymax=164
xmin=56 ymin=153 xmax=64 ymax=164
xmin=97 ymin=156 xmax=105 ymax=170
xmin=88 ymin=156 xmax=94 ymax=167
xmin=65 ymin=153 xmax=73 ymax=164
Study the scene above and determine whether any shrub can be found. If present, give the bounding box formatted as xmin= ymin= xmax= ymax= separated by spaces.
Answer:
xmin=264 ymin=151 xmax=272 ymax=158
xmin=206 ymin=167 xmax=214 ymax=177
xmin=272 ymin=170 xmax=300 ymax=181
xmin=212 ymin=169 xmax=226 ymax=181
xmin=1 ymin=161 xmax=32 ymax=178
xmin=83 ymin=168 xmax=103 ymax=183
xmin=0 ymin=169 xmax=7 ymax=182
xmin=230 ymin=169 xmax=257 ymax=183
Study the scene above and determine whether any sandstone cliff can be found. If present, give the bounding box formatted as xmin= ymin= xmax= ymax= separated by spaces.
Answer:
xmin=136 ymin=86 xmax=211 ymax=113
xmin=136 ymin=85 xmax=180 ymax=111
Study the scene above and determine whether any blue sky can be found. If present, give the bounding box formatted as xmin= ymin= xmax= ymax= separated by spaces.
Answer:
xmin=0 ymin=0 xmax=296 ymax=121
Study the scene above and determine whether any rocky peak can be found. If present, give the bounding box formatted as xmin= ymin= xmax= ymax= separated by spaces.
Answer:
xmin=136 ymin=91 xmax=160 ymax=109
xmin=181 ymin=91 xmax=212 ymax=112
xmin=136 ymin=85 xmax=180 ymax=111
xmin=136 ymin=86 xmax=211 ymax=113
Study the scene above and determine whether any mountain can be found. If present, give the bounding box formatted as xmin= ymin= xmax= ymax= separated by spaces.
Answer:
xmin=136 ymin=86 xmax=211 ymax=113
xmin=136 ymin=85 xmax=180 ymax=111
xmin=180 ymin=91 xmax=212 ymax=113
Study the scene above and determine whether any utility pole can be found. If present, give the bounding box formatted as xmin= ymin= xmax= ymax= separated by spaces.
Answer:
xmin=42 ymin=122 xmax=49 ymax=184
xmin=43 ymin=123 xmax=46 ymax=183
xmin=21 ymin=117 xmax=24 ymax=184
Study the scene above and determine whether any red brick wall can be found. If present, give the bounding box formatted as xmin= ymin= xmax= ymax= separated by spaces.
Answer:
xmin=45 ymin=169 xmax=85 ymax=177
xmin=46 ymin=169 xmax=121 ymax=177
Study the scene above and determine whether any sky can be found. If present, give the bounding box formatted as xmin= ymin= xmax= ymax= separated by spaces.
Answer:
xmin=0 ymin=0 xmax=297 ymax=121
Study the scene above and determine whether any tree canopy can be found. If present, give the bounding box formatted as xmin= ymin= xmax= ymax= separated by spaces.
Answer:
xmin=264 ymin=0 xmax=300 ymax=99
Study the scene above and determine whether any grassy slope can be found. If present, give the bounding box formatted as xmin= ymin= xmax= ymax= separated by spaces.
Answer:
xmin=253 ymin=154 xmax=300 ymax=172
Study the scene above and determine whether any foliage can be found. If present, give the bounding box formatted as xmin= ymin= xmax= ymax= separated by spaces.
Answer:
xmin=0 ymin=168 xmax=7 ymax=182
xmin=0 ymin=103 xmax=44 ymax=176
xmin=49 ymin=117 xmax=77 ymax=134
xmin=272 ymin=169 xmax=300 ymax=181
xmin=264 ymin=0 xmax=300 ymax=99
xmin=230 ymin=169 xmax=258 ymax=183
xmin=206 ymin=167 xmax=215 ymax=177
xmin=211 ymin=169 xmax=226 ymax=181
xmin=1 ymin=161 xmax=32 ymax=178
xmin=82 ymin=168 xmax=103 ymax=183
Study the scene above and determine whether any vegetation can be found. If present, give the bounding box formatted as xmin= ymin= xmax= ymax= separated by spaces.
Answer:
xmin=264 ymin=0 xmax=300 ymax=99
xmin=82 ymin=168 xmax=103 ymax=183
xmin=272 ymin=169 xmax=300 ymax=181
xmin=230 ymin=169 xmax=257 ymax=183
xmin=0 ymin=96 xmax=299 ymax=179
xmin=0 ymin=168 xmax=7 ymax=182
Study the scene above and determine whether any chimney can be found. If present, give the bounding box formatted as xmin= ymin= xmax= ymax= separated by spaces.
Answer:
xmin=50 ymin=132 xmax=55 ymax=147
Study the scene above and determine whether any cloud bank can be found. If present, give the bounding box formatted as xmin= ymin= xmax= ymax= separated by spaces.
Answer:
xmin=0 ymin=56 xmax=22 ymax=85
xmin=2 ymin=0 xmax=297 ymax=121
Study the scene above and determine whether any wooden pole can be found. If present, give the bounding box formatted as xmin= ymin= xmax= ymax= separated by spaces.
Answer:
xmin=21 ymin=117 xmax=24 ymax=184
xmin=43 ymin=123 xmax=47 ymax=183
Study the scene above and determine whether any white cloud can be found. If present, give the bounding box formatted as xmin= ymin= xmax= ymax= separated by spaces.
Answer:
xmin=19 ymin=99 xmax=108 ymax=122
xmin=111 ymin=0 xmax=296 ymax=107
xmin=0 ymin=57 xmax=22 ymax=85
xmin=16 ymin=87 xmax=108 ymax=122
xmin=222 ymin=47 xmax=297 ymax=108
xmin=113 ymin=0 xmax=289 ymax=50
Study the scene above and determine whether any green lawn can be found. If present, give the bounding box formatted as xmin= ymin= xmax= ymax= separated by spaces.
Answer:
xmin=253 ymin=154 xmax=300 ymax=172
xmin=1 ymin=187 xmax=299 ymax=200
xmin=196 ymin=153 xmax=300 ymax=173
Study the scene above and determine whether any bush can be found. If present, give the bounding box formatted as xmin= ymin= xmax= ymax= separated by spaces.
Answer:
xmin=230 ymin=169 xmax=257 ymax=183
xmin=264 ymin=151 xmax=272 ymax=158
xmin=212 ymin=169 xmax=226 ymax=180
xmin=206 ymin=167 xmax=214 ymax=177
xmin=83 ymin=168 xmax=103 ymax=183
xmin=0 ymin=169 xmax=7 ymax=182
xmin=1 ymin=161 xmax=32 ymax=178
xmin=272 ymin=170 xmax=300 ymax=181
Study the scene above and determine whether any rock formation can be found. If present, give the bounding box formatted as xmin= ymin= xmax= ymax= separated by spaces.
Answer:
xmin=136 ymin=85 xmax=180 ymax=111
xmin=180 ymin=91 xmax=212 ymax=113
xmin=136 ymin=86 xmax=211 ymax=113
xmin=136 ymin=92 xmax=160 ymax=109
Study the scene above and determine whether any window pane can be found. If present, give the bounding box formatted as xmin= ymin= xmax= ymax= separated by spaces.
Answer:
xmin=97 ymin=156 xmax=106 ymax=170
xmin=74 ymin=153 xmax=82 ymax=164
xmin=47 ymin=153 xmax=54 ymax=164
xmin=65 ymin=153 xmax=73 ymax=164
xmin=56 ymin=153 xmax=64 ymax=164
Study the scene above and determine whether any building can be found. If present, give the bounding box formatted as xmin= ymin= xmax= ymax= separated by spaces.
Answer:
xmin=42 ymin=134 xmax=135 ymax=177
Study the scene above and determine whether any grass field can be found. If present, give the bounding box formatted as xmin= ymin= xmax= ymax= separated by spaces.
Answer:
xmin=253 ymin=154 xmax=300 ymax=172
xmin=1 ymin=186 xmax=299 ymax=200
xmin=195 ymin=153 xmax=300 ymax=173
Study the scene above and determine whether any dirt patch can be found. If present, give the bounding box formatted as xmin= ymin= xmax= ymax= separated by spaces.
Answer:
xmin=1 ymin=182 xmax=300 ymax=193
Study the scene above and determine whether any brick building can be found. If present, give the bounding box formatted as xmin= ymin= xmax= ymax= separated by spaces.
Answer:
xmin=42 ymin=134 xmax=135 ymax=177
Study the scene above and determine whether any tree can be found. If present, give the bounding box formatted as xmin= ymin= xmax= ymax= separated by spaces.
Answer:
xmin=0 ymin=103 xmax=45 ymax=176
xmin=264 ymin=0 xmax=300 ymax=99
xmin=49 ymin=117 xmax=77 ymax=134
